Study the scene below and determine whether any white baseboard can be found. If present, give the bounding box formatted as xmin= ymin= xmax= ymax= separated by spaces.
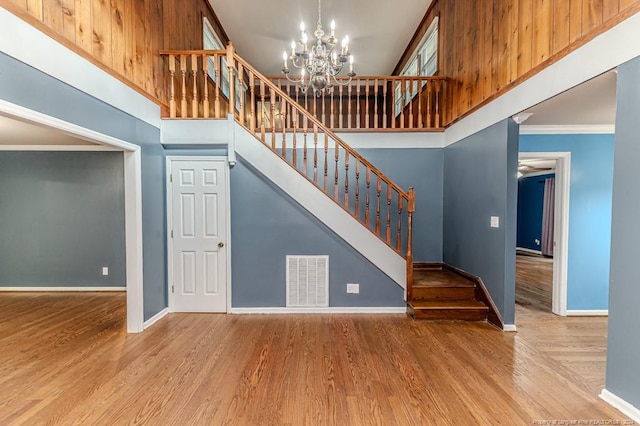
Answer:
xmin=143 ymin=308 xmax=169 ymax=329
xmin=600 ymin=389 xmax=640 ymax=423
xmin=503 ymin=324 xmax=517 ymax=332
xmin=0 ymin=286 xmax=126 ymax=292
xmin=566 ymin=310 xmax=608 ymax=316
xmin=230 ymin=307 xmax=407 ymax=314
xmin=515 ymin=247 xmax=542 ymax=255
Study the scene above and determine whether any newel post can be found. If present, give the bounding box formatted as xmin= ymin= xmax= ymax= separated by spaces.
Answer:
xmin=406 ymin=187 xmax=416 ymax=302
xmin=227 ymin=42 xmax=235 ymax=116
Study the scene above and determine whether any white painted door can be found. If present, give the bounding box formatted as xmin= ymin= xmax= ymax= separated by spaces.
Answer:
xmin=169 ymin=159 xmax=228 ymax=312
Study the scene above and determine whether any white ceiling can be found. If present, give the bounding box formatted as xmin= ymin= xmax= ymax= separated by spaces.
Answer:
xmin=0 ymin=115 xmax=96 ymax=145
xmin=522 ymin=70 xmax=617 ymax=126
xmin=208 ymin=0 xmax=433 ymax=76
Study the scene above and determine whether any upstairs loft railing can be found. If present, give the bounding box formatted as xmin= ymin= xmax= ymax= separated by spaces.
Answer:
xmin=160 ymin=46 xmax=418 ymax=295
xmin=268 ymin=75 xmax=447 ymax=131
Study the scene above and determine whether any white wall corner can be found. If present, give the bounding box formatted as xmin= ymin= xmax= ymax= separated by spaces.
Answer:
xmin=233 ymin=121 xmax=406 ymax=288
xmin=600 ymin=389 xmax=640 ymax=423
xmin=143 ymin=307 xmax=170 ymax=330
xmin=228 ymin=114 xmax=237 ymax=166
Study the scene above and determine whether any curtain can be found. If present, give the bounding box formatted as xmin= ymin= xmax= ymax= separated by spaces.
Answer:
xmin=541 ymin=177 xmax=555 ymax=257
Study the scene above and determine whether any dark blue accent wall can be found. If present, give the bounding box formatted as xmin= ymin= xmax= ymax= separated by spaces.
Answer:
xmin=230 ymin=158 xmax=404 ymax=308
xmin=520 ymin=134 xmax=614 ymax=310
xmin=443 ymin=119 xmax=519 ymax=325
xmin=517 ymin=173 xmax=554 ymax=251
xmin=0 ymin=52 xmax=166 ymax=320
xmin=0 ymin=152 xmax=125 ymax=287
xmin=606 ymin=55 xmax=640 ymax=409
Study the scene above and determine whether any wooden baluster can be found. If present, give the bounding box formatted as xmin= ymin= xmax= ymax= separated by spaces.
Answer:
xmin=238 ymin=62 xmax=245 ymax=125
xmin=334 ymin=140 xmax=339 ymax=201
xmin=292 ymin=106 xmax=297 ymax=167
xmin=386 ymin=184 xmax=392 ymax=244
xmin=214 ymin=55 xmax=220 ymax=118
xmin=426 ymin=79 xmax=432 ymax=129
xmin=406 ymin=188 xmax=415 ymax=301
xmin=202 ymin=55 xmax=210 ymax=118
xmin=374 ymin=78 xmax=379 ymax=129
xmin=168 ymin=55 xmax=176 ymax=118
xmin=227 ymin=44 xmax=235 ymax=118
xmin=281 ymin=98 xmax=287 ymax=158
xmin=399 ymin=80 xmax=405 ymax=129
xmin=365 ymin=79 xmax=370 ymax=128
xmin=391 ymin=81 xmax=396 ymax=129
xmin=355 ymin=160 xmax=360 ymax=218
xmin=347 ymin=82 xmax=352 ymax=129
xmin=365 ymin=169 xmax=371 ymax=227
xmin=313 ymin=124 xmax=318 ymax=184
xmin=249 ymin=71 xmax=256 ymax=130
xmin=314 ymin=94 xmax=317 ymax=124
xmin=344 ymin=150 xmax=349 ymax=209
xmin=375 ymin=176 xmax=381 ymax=234
xmin=330 ymin=89 xmax=335 ymax=128
xmin=417 ymin=77 xmax=423 ymax=128
xmin=322 ymin=91 xmax=326 ymax=126
xmin=260 ymin=80 xmax=266 ymax=142
xmin=356 ymin=80 xmax=361 ymax=128
xmin=435 ymin=79 xmax=441 ymax=128
xmin=397 ymin=195 xmax=403 ymax=251
xmin=323 ymin=133 xmax=329 ymax=193
xmin=270 ymin=88 xmax=276 ymax=150
xmin=304 ymin=88 xmax=309 ymax=122
xmin=339 ymin=85 xmax=343 ymax=129
xmin=180 ymin=55 xmax=187 ymax=118
xmin=409 ymin=78 xmax=414 ymax=129
xmin=191 ymin=54 xmax=198 ymax=118
xmin=382 ymin=79 xmax=387 ymax=129
xmin=303 ymin=126 xmax=308 ymax=176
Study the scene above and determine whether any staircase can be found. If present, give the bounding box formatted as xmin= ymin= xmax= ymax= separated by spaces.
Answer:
xmin=407 ymin=264 xmax=489 ymax=321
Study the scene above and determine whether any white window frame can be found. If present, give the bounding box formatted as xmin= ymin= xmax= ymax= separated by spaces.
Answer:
xmin=395 ymin=16 xmax=439 ymax=116
xmin=203 ymin=17 xmax=230 ymax=99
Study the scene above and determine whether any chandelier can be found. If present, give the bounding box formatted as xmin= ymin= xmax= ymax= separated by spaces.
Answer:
xmin=281 ymin=0 xmax=355 ymax=95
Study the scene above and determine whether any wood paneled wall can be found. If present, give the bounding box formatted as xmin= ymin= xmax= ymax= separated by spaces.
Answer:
xmin=396 ymin=0 xmax=640 ymax=125
xmin=1 ymin=0 xmax=228 ymax=106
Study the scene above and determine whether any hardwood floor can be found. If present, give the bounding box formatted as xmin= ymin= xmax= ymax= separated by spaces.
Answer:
xmin=0 ymin=291 xmax=627 ymax=425
xmin=515 ymin=253 xmax=609 ymax=393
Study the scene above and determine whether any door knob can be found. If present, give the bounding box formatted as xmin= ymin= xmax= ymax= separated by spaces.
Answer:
xmin=218 ymin=242 xmax=224 ymax=248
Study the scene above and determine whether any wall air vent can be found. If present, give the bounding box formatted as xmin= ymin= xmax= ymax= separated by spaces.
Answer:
xmin=286 ymin=255 xmax=329 ymax=308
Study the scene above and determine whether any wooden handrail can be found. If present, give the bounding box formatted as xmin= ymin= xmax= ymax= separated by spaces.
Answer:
xmin=234 ymin=54 xmax=409 ymax=203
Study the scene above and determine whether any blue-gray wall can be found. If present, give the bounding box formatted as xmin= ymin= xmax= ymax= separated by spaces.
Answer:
xmin=230 ymin=158 xmax=404 ymax=307
xmin=520 ymin=134 xmax=615 ymax=310
xmin=0 ymin=152 xmax=125 ymax=287
xmin=357 ymin=148 xmax=443 ymax=262
xmin=606 ymin=55 xmax=640 ymax=409
xmin=517 ymin=173 xmax=555 ymax=251
xmin=443 ymin=119 xmax=519 ymax=324
xmin=0 ymin=52 xmax=166 ymax=320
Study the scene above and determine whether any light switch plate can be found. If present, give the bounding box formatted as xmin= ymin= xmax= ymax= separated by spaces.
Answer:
xmin=102 ymin=267 xmax=109 ymax=276
xmin=490 ymin=216 xmax=500 ymax=228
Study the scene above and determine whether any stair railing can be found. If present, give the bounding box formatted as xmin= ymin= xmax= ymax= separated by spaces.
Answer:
xmin=267 ymin=75 xmax=447 ymax=131
xmin=161 ymin=45 xmax=416 ymax=294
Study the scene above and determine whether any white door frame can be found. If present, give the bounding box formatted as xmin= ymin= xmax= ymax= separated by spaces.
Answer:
xmin=0 ymin=100 xmax=145 ymax=332
xmin=518 ymin=152 xmax=571 ymax=316
xmin=166 ymin=156 xmax=232 ymax=313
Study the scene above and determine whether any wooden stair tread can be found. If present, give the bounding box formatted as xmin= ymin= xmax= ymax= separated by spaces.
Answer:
xmin=413 ymin=269 xmax=474 ymax=287
xmin=409 ymin=300 xmax=488 ymax=310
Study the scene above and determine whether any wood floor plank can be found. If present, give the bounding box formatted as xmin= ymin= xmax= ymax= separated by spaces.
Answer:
xmin=0 ymin=286 xmax=628 ymax=425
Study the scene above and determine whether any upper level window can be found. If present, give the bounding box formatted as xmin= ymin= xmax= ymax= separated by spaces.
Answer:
xmin=395 ymin=17 xmax=439 ymax=116
xmin=203 ymin=17 xmax=235 ymax=103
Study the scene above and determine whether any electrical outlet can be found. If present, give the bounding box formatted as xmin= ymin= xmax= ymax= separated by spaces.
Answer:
xmin=490 ymin=216 xmax=500 ymax=228
xmin=102 ymin=267 xmax=109 ymax=276
xmin=347 ymin=283 xmax=359 ymax=294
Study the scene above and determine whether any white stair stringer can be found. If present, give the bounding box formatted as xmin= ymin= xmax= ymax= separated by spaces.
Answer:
xmin=232 ymin=120 xmax=407 ymax=290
